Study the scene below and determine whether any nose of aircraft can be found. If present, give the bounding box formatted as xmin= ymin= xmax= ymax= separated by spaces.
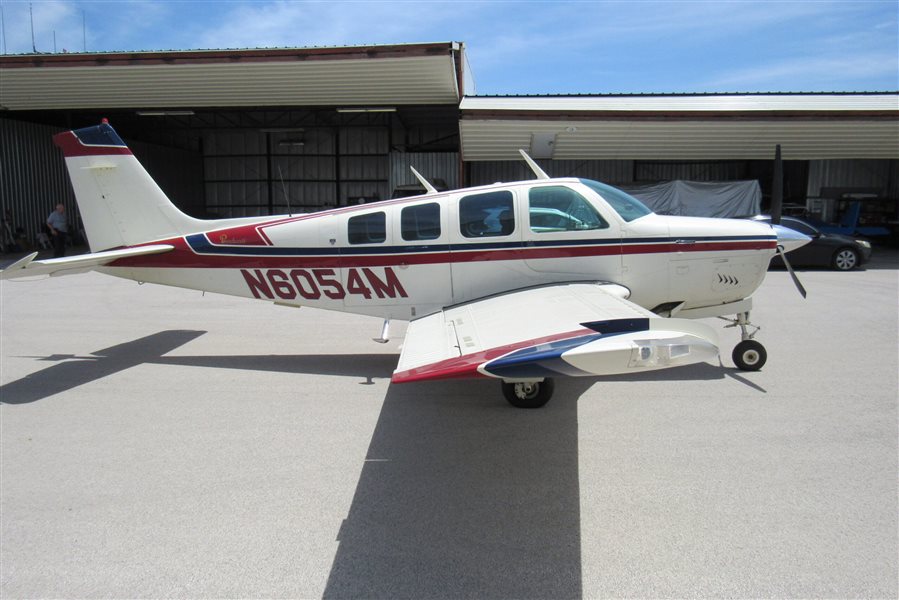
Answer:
xmin=772 ymin=224 xmax=812 ymax=253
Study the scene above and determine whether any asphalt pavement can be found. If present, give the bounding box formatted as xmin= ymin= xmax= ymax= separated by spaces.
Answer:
xmin=1 ymin=254 xmax=897 ymax=598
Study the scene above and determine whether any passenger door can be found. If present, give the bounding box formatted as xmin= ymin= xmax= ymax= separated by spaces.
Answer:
xmin=388 ymin=200 xmax=453 ymax=317
xmin=449 ymin=189 xmax=526 ymax=303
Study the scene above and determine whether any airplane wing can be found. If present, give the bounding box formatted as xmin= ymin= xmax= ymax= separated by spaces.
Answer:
xmin=392 ymin=282 xmax=719 ymax=383
xmin=0 ymin=245 xmax=174 ymax=280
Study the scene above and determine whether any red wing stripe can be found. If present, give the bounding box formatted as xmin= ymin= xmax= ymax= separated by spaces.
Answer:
xmin=391 ymin=328 xmax=592 ymax=384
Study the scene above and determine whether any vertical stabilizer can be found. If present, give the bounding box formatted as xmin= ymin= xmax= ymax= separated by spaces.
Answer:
xmin=53 ymin=122 xmax=205 ymax=252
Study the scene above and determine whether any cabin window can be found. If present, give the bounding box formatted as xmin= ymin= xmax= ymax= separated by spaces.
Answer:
xmin=529 ymin=186 xmax=609 ymax=233
xmin=580 ymin=179 xmax=652 ymax=222
xmin=401 ymin=202 xmax=441 ymax=241
xmin=459 ymin=191 xmax=515 ymax=238
xmin=348 ymin=212 xmax=386 ymax=244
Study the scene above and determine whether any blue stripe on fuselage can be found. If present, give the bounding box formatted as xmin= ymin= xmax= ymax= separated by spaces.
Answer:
xmin=185 ymin=233 xmax=775 ymax=257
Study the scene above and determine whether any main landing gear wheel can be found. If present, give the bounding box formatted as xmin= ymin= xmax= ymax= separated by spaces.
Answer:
xmin=732 ymin=339 xmax=767 ymax=371
xmin=502 ymin=378 xmax=555 ymax=409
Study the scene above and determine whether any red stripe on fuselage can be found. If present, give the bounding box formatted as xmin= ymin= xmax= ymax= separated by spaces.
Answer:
xmin=107 ymin=239 xmax=775 ymax=269
xmin=622 ymin=240 xmax=775 ymax=254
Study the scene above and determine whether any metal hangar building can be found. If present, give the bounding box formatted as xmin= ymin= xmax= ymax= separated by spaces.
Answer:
xmin=1 ymin=41 xmax=897 ymax=246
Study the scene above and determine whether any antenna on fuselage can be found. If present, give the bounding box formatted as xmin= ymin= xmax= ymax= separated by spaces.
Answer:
xmin=277 ymin=165 xmax=292 ymax=216
xmin=410 ymin=166 xmax=438 ymax=195
xmin=518 ymin=149 xmax=550 ymax=180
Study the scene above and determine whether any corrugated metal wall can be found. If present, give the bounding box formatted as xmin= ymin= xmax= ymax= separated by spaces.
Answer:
xmin=468 ymin=160 xmax=822 ymax=198
xmin=130 ymin=140 xmax=204 ymax=218
xmin=340 ymin=128 xmax=389 ymax=205
xmin=204 ymin=129 xmax=271 ymax=217
xmin=469 ymin=160 xmax=634 ymax=186
xmin=389 ymin=152 xmax=459 ymax=194
xmin=0 ymin=118 xmax=74 ymax=251
xmin=0 ymin=117 xmax=203 ymax=250
xmin=807 ymin=159 xmax=898 ymax=197
xmin=204 ymin=127 xmax=396 ymax=216
xmin=4 ymin=116 xmax=896 ymax=251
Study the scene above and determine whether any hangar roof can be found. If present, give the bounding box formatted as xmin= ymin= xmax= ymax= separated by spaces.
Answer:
xmin=2 ymin=42 xmax=896 ymax=161
xmin=0 ymin=42 xmax=464 ymax=110
xmin=460 ymin=93 xmax=899 ymax=161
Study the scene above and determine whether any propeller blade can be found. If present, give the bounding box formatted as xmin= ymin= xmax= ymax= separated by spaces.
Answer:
xmin=771 ymin=144 xmax=783 ymax=225
xmin=777 ymin=245 xmax=807 ymax=299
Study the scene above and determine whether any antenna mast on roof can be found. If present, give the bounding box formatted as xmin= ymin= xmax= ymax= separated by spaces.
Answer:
xmin=1 ymin=5 xmax=6 ymax=55
xmin=29 ymin=3 xmax=36 ymax=53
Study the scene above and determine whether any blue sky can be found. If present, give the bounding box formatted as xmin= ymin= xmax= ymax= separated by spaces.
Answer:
xmin=1 ymin=0 xmax=897 ymax=94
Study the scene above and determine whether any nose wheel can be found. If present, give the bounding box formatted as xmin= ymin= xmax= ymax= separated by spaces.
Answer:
xmin=732 ymin=339 xmax=767 ymax=371
xmin=721 ymin=311 xmax=768 ymax=371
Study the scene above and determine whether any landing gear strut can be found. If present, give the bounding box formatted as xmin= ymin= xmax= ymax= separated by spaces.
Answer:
xmin=501 ymin=378 xmax=555 ymax=409
xmin=721 ymin=311 xmax=767 ymax=371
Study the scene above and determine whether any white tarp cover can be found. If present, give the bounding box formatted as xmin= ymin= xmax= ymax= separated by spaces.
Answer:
xmin=618 ymin=180 xmax=761 ymax=218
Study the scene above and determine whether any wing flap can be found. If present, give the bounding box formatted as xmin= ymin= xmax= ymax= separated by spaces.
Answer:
xmin=392 ymin=282 xmax=718 ymax=384
xmin=0 ymin=244 xmax=174 ymax=280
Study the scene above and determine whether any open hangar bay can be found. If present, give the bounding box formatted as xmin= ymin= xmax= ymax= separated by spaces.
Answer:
xmin=1 ymin=253 xmax=896 ymax=598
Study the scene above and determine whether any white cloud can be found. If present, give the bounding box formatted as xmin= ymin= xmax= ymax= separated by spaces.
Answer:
xmin=702 ymin=53 xmax=899 ymax=92
xmin=193 ymin=1 xmax=469 ymax=49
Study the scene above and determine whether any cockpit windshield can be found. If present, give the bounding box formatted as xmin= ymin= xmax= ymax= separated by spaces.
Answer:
xmin=580 ymin=179 xmax=653 ymax=222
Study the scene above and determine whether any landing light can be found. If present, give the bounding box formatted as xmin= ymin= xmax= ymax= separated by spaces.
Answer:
xmin=628 ymin=337 xmax=716 ymax=369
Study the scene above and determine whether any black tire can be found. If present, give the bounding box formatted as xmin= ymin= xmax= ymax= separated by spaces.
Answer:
xmin=501 ymin=378 xmax=554 ymax=409
xmin=732 ymin=340 xmax=767 ymax=371
xmin=832 ymin=247 xmax=859 ymax=271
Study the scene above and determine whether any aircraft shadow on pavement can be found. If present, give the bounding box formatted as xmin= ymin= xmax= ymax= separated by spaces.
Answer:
xmin=2 ymin=328 xmax=765 ymax=403
xmin=0 ymin=330 xmax=402 ymax=404
xmin=0 ymin=330 xmax=207 ymax=405
xmin=153 ymin=353 xmax=398 ymax=382
xmin=323 ymin=377 xmax=593 ymax=599
xmin=602 ymin=361 xmax=767 ymax=393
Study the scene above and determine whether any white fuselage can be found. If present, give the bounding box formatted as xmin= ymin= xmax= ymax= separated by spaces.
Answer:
xmin=102 ymin=178 xmax=778 ymax=321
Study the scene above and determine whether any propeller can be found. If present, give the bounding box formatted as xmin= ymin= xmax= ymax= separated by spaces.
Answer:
xmin=776 ymin=244 xmax=808 ymax=298
xmin=770 ymin=144 xmax=807 ymax=298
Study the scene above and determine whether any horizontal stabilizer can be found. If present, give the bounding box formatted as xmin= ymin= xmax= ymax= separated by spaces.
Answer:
xmin=0 ymin=245 xmax=174 ymax=280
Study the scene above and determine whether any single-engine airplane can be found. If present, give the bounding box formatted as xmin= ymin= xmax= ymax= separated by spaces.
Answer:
xmin=2 ymin=122 xmax=810 ymax=407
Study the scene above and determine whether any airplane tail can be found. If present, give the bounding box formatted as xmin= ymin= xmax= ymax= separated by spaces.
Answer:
xmin=53 ymin=121 xmax=206 ymax=252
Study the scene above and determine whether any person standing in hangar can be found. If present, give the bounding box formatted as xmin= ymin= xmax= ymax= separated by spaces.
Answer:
xmin=46 ymin=204 xmax=68 ymax=258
